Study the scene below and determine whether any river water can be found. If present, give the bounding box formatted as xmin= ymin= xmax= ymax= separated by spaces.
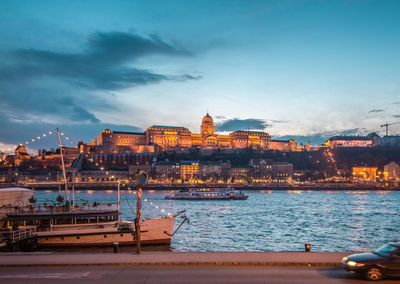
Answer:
xmin=35 ymin=189 xmax=400 ymax=252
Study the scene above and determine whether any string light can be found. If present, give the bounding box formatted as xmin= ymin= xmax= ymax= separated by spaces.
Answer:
xmin=3 ymin=129 xmax=77 ymax=154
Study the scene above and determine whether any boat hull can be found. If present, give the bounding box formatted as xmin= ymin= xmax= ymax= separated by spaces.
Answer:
xmin=166 ymin=196 xmax=248 ymax=200
xmin=36 ymin=217 xmax=175 ymax=247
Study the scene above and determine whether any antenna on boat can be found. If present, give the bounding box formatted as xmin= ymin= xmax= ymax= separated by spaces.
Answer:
xmin=57 ymin=128 xmax=70 ymax=203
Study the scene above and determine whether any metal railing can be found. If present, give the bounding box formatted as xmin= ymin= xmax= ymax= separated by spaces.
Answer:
xmin=0 ymin=228 xmax=36 ymax=243
xmin=0 ymin=203 xmax=118 ymax=216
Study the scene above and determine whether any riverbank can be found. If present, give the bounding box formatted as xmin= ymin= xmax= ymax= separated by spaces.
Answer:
xmin=0 ymin=251 xmax=350 ymax=267
xmin=9 ymin=182 xmax=400 ymax=191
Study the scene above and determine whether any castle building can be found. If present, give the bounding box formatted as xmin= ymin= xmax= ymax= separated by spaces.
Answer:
xmin=98 ymin=130 xmax=147 ymax=146
xmin=269 ymin=139 xmax=298 ymax=152
xmin=96 ymin=113 xmax=272 ymax=151
xmin=323 ymin=133 xmax=380 ymax=148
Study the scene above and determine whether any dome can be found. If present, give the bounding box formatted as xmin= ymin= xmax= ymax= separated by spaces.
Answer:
xmin=202 ymin=113 xmax=214 ymax=125
xmin=201 ymin=113 xmax=215 ymax=135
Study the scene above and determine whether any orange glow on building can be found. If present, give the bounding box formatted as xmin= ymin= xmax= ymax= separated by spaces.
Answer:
xmin=352 ymin=167 xmax=377 ymax=180
xmin=96 ymin=113 xmax=276 ymax=151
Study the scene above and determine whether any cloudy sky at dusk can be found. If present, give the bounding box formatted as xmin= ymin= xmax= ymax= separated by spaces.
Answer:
xmin=1 ymin=0 xmax=400 ymax=152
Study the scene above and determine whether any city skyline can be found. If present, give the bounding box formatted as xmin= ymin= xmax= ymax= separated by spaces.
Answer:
xmin=1 ymin=0 xmax=400 ymax=152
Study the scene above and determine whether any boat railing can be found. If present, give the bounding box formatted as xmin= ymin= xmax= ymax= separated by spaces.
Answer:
xmin=0 ymin=227 xmax=36 ymax=243
xmin=0 ymin=203 xmax=118 ymax=216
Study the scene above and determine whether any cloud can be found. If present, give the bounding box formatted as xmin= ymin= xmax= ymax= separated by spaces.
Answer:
xmin=9 ymin=31 xmax=196 ymax=91
xmin=214 ymin=115 xmax=226 ymax=120
xmin=215 ymin=118 xmax=269 ymax=132
xmin=270 ymin=119 xmax=290 ymax=123
xmin=338 ymin=128 xmax=367 ymax=136
xmin=0 ymin=109 xmax=143 ymax=150
xmin=368 ymin=109 xmax=384 ymax=113
xmin=0 ymin=30 xmax=200 ymax=127
xmin=274 ymin=128 xmax=370 ymax=146
xmin=0 ymin=84 xmax=102 ymax=123
xmin=394 ymin=115 xmax=400 ymax=118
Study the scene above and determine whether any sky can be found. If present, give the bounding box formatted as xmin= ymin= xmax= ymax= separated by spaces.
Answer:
xmin=0 ymin=0 xmax=400 ymax=153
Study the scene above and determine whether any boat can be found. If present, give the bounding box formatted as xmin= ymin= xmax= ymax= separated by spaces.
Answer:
xmin=165 ymin=187 xmax=248 ymax=200
xmin=0 ymin=204 xmax=183 ymax=247
xmin=0 ymin=129 xmax=188 ymax=248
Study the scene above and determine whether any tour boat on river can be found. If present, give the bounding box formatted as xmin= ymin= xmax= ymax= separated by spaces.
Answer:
xmin=0 ymin=203 xmax=181 ymax=247
xmin=0 ymin=129 xmax=188 ymax=249
xmin=165 ymin=187 xmax=248 ymax=200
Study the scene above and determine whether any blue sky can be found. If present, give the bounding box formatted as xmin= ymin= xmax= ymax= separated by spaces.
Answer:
xmin=0 ymin=0 xmax=400 ymax=152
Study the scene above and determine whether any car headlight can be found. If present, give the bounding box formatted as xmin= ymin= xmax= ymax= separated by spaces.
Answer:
xmin=347 ymin=261 xmax=365 ymax=267
xmin=342 ymin=257 xmax=348 ymax=261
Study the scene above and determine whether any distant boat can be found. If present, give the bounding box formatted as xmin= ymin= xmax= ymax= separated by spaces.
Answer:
xmin=165 ymin=187 xmax=248 ymax=200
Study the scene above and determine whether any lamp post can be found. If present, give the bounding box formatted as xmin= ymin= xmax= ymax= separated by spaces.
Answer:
xmin=136 ymin=171 xmax=148 ymax=254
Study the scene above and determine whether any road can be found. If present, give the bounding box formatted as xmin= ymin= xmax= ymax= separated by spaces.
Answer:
xmin=0 ymin=266 xmax=399 ymax=284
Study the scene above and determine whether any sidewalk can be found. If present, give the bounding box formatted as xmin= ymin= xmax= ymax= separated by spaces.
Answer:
xmin=0 ymin=252 xmax=351 ymax=267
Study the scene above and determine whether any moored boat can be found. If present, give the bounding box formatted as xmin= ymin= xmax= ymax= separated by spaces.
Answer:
xmin=165 ymin=187 xmax=248 ymax=200
xmin=0 ymin=129 xmax=187 ymax=249
xmin=0 ymin=202 xmax=182 ymax=247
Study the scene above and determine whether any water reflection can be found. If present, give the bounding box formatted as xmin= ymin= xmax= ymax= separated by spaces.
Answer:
xmin=34 ymin=189 xmax=400 ymax=252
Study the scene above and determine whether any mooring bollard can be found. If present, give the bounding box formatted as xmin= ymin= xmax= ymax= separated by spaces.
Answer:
xmin=305 ymin=243 xmax=311 ymax=252
xmin=113 ymin=242 xmax=119 ymax=253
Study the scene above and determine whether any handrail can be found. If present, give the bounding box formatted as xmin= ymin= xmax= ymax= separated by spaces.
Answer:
xmin=0 ymin=203 xmax=118 ymax=216
xmin=0 ymin=228 xmax=36 ymax=243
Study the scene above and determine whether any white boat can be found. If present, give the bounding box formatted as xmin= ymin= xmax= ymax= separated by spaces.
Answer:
xmin=1 ymin=203 xmax=184 ymax=247
xmin=0 ymin=129 xmax=187 ymax=248
xmin=165 ymin=187 xmax=248 ymax=200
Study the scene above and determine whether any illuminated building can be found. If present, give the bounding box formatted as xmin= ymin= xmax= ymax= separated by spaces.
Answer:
xmin=230 ymin=166 xmax=250 ymax=183
xmin=4 ymin=145 xmax=30 ymax=167
xmin=229 ymin=131 xmax=269 ymax=149
xmin=146 ymin=126 xmax=191 ymax=149
xmin=249 ymin=159 xmax=272 ymax=180
xmin=180 ymin=161 xmax=199 ymax=182
xmin=323 ymin=133 xmax=380 ymax=148
xmin=271 ymin=162 xmax=293 ymax=180
xmin=98 ymin=130 xmax=147 ymax=147
xmin=352 ymin=167 xmax=377 ymax=180
xmin=96 ymin=113 xmax=271 ymax=151
xmin=269 ymin=139 xmax=298 ymax=152
xmin=384 ymin=161 xmax=400 ymax=180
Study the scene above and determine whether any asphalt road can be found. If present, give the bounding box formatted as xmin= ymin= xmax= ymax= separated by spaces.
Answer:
xmin=0 ymin=266 xmax=399 ymax=284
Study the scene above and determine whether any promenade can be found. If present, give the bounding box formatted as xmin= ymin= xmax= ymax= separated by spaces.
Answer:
xmin=0 ymin=251 xmax=350 ymax=267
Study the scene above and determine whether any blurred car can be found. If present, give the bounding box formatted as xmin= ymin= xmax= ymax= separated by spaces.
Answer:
xmin=342 ymin=242 xmax=400 ymax=281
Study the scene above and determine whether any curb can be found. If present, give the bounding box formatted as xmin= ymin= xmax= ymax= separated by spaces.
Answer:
xmin=0 ymin=262 xmax=341 ymax=268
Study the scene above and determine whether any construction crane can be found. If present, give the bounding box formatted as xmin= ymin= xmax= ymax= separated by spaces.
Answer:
xmin=380 ymin=122 xmax=400 ymax=136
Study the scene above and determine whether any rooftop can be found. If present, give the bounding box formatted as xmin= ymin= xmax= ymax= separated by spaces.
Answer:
xmin=149 ymin=125 xmax=188 ymax=130
xmin=113 ymin=131 xmax=145 ymax=135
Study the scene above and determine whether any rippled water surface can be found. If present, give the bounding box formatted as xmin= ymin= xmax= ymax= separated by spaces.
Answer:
xmin=35 ymin=189 xmax=400 ymax=252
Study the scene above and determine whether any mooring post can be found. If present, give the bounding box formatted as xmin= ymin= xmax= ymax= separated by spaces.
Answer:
xmin=136 ymin=171 xmax=148 ymax=255
xmin=136 ymin=184 xmax=142 ymax=254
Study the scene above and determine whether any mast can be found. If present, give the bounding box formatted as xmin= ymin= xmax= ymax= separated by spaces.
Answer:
xmin=57 ymin=128 xmax=70 ymax=203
